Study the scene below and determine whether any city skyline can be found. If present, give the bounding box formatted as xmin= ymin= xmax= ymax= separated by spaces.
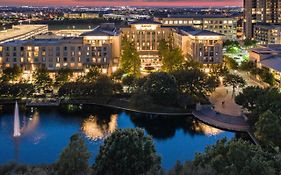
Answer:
xmin=0 ymin=0 xmax=243 ymax=7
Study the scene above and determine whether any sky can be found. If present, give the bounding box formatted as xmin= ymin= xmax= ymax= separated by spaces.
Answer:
xmin=0 ymin=0 xmax=243 ymax=7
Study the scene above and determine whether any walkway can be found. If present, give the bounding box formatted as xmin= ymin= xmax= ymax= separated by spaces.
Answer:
xmin=193 ymin=86 xmax=250 ymax=132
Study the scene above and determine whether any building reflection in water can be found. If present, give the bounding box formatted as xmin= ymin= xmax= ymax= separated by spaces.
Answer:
xmin=193 ymin=121 xmax=223 ymax=136
xmin=81 ymin=114 xmax=118 ymax=141
xmin=21 ymin=111 xmax=40 ymax=135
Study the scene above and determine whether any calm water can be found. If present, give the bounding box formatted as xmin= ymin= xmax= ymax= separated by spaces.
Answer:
xmin=0 ymin=105 xmax=234 ymax=170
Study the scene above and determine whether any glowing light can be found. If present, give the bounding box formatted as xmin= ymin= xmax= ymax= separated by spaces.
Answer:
xmin=81 ymin=115 xmax=117 ymax=141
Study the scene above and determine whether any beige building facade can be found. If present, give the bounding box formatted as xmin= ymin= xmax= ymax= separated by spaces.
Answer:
xmin=154 ymin=15 xmax=237 ymax=40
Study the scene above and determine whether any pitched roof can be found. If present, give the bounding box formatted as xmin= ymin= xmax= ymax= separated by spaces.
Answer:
xmin=80 ymin=26 xmax=117 ymax=36
xmin=175 ymin=26 xmax=224 ymax=36
xmin=260 ymin=56 xmax=281 ymax=72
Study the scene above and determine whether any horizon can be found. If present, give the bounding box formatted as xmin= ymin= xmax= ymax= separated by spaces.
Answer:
xmin=0 ymin=0 xmax=243 ymax=7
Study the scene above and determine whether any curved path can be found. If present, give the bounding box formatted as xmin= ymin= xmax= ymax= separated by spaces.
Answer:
xmin=192 ymin=86 xmax=250 ymax=132
xmin=192 ymin=107 xmax=249 ymax=132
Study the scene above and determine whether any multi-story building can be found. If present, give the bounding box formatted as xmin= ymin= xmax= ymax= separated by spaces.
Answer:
xmin=0 ymin=25 xmax=120 ymax=75
xmin=244 ymin=0 xmax=281 ymax=39
xmin=173 ymin=27 xmax=224 ymax=64
xmin=154 ymin=15 xmax=238 ymax=40
xmin=121 ymin=20 xmax=171 ymax=70
xmin=254 ymin=23 xmax=281 ymax=44
xmin=121 ymin=19 xmax=224 ymax=69
xmin=0 ymin=25 xmax=48 ymax=44
xmin=64 ymin=12 xmax=100 ymax=19
xmin=0 ymin=20 xmax=223 ymax=75
xmin=249 ymin=44 xmax=281 ymax=84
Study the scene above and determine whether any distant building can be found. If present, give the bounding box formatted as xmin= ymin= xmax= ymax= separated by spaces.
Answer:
xmin=249 ymin=44 xmax=281 ymax=83
xmin=244 ymin=0 xmax=281 ymax=39
xmin=0 ymin=25 xmax=48 ymax=44
xmin=254 ymin=23 xmax=281 ymax=44
xmin=154 ymin=14 xmax=238 ymax=40
xmin=64 ymin=12 xmax=100 ymax=19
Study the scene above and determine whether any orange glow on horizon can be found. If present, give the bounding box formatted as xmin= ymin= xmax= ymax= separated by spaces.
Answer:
xmin=0 ymin=0 xmax=242 ymax=7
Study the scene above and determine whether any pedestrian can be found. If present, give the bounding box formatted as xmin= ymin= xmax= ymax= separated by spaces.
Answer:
xmin=222 ymin=101 xmax=225 ymax=108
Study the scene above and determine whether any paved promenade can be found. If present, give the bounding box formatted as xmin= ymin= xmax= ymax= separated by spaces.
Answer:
xmin=193 ymin=86 xmax=250 ymax=132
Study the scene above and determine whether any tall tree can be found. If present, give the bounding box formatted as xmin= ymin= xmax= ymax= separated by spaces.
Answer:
xmin=120 ymin=38 xmax=140 ymax=76
xmin=80 ymin=66 xmax=101 ymax=83
xmin=55 ymin=134 xmax=90 ymax=175
xmin=255 ymin=110 xmax=281 ymax=148
xmin=1 ymin=65 xmax=23 ymax=83
xmin=33 ymin=68 xmax=53 ymax=93
xmin=55 ymin=68 xmax=73 ymax=86
xmin=93 ymin=128 xmax=161 ymax=175
xmin=159 ymin=39 xmax=184 ymax=72
xmin=223 ymin=73 xmax=245 ymax=93
xmin=143 ymin=72 xmax=179 ymax=106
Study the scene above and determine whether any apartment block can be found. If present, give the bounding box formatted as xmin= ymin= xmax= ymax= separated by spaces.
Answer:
xmin=154 ymin=15 xmax=238 ymax=40
xmin=244 ymin=0 xmax=281 ymax=39
xmin=254 ymin=23 xmax=281 ymax=44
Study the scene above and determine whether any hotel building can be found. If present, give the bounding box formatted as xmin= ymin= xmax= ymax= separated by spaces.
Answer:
xmin=154 ymin=15 xmax=238 ymax=40
xmin=121 ymin=19 xmax=224 ymax=69
xmin=254 ymin=23 xmax=281 ymax=44
xmin=0 ymin=20 xmax=223 ymax=75
xmin=173 ymin=27 xmax=224 ymax=64
xmin=244 ymin=0 xmax=281 ymax=39
xmin=0 ymin=25 xmax=48 ymax=44
xmin=0 ymin=25 xmax=120 ymax=75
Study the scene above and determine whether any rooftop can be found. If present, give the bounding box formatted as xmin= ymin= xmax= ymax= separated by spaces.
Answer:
xmin=0 ymin=25 xmax=47 ymax=42
xmin=160 ymin=14 xmax=237 ymax=19
xmin=130 ymin=19 xmax=162 ymax=25
xmin=260 ymin=56 xmax=281 ymax=72
xmin=175 ymin=26 xmax=224 ymax=36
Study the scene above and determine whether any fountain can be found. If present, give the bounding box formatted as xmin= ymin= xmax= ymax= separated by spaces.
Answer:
xmin=13 ymin=101 xmax=21 ymax=137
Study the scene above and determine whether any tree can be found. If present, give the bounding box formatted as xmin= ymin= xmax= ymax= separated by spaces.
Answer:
xmin=224 ymin=56 xmax=238 ymax=70
xmin=255 ymin=110 xmax=281 ymax=148
xmin=239 ymin=60 xmax=256 ymax=71
xmin=172 ymin=69 xmax=218 ymax=99
xmin=223 ymin=73 xmax=245 ymax=93
xmin=55 ymin=68 xmax=73 ymax=86
xmin=143 ymin=72 xmax=179 ymax=106
xmin=0 ymin=83 xmax=35 ymax=98
xmin=121 ymin=74 xmax=137 ymax=93
xmin=93 ymin=128 xmax=161 ymax=175
xmin=94 ymin=75 xmax=113 ymax=97
xmin=33 ymin=68 xmax=53 ymax=93
xmin=159 ymin=39 xmax=184 ymax=72
xmin=55 ymin=134 xmax=90 ymax=175
xmin=189 ymin=139 xmax=281 ymax=175
xmin=80 ymin=66 xmax=101 ymax=83
xmin=235 ymin=86 xmax=265 ymax=112
xmin=1 ymin=66 xmax=23 ymax=83
xmin=244 ymin=39 xmax=257 ymax=49
xmin=120 ymin=38 xmax=140 ymax=76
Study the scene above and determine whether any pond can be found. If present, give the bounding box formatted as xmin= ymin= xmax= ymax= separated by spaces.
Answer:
xmin=0 ymin=105 xmax=235 ymax=170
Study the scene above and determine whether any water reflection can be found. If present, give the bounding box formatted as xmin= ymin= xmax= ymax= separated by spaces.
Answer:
xmin=21 ymin=111 xmax=40 ymax=135
xmin=81 ymin=114 xmax=118 ymax=141
xmin=129 ymin=114 xmax=223 ymax=140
